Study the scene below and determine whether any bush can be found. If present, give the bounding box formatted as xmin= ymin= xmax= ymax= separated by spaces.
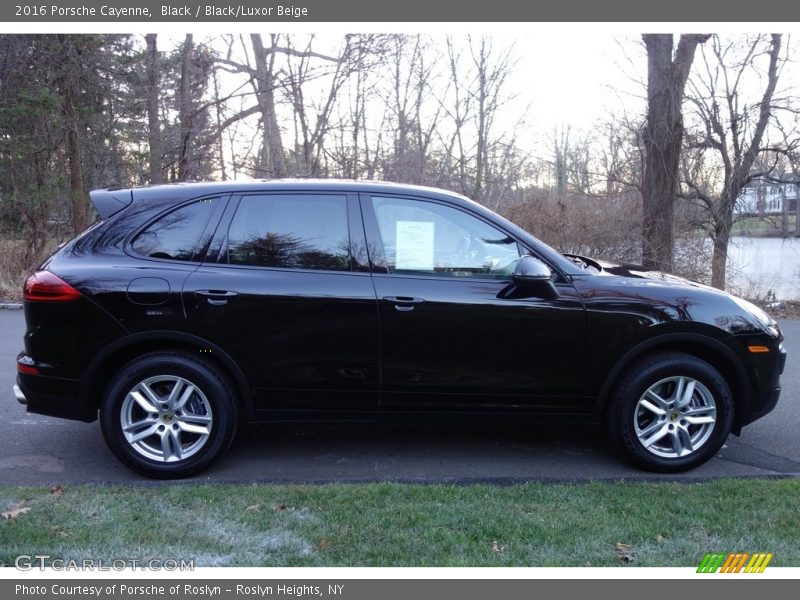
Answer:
xmin=501 ymin=189 xmax=642 ymax=263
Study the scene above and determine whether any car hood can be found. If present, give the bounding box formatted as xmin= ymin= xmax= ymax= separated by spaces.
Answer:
xmin=594 ymin=260 xmax=720 ymax=292
xmin=569 ymin=257 xmax=778 ymax=337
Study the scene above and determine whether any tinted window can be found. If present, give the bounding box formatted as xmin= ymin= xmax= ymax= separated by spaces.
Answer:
xmin=131 ymin=197 xmax=218 ymax=261
xmin=227 ymin=194 xmax=350 ymax=271
xmin=372 ymin=196 xmax=520 ymax=279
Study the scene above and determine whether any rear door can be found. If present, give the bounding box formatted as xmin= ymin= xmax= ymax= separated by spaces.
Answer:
xmin=183 ymin=191 xmax=380 ymax=416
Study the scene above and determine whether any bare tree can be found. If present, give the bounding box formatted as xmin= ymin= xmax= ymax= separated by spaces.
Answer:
xmin=283 ymin=35 xmax=386 ymax=177
xmin=775 ymin=118 xmax=800 ymax=238
xmin=145 ymin=34 xmax=163 ymax=184
xmin=56 ymin=35 xmax=91 ymax=234
xmin=375 ymin=35 xmax=443 ymax=184
xmin=641 ymin=33 xmax=710 ymax=273
xmin=681 ymin=34 xmax=784 ymax=289
xmin=551 ymin=125 xmax=570 ymax=196
xmin=171 ymin=35 xmax=216 ymax=181
xmin=177 ymin=34 xmax=195 ymax=180
xmin=597 ymin=117 xmax=645 ymax=198
xmin=249 ymin=34 xmax=288 ymax=178
xmin=438 ymin=36 xmax=517 ymax=201
xmin=216 ymin=34 xmax=370 ymax=178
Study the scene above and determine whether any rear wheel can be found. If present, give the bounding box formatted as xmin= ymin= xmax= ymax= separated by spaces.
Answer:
xmin=606 ymin=353 xmax=734 ymax=472
xmin=100 ymin=353 xmax=238 ymax=479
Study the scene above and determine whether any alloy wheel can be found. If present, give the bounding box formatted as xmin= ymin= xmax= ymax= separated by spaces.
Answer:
xmin=633 ymin=376 xmax=717 ymax=458
xmin=120 ymin=375 xmax=213 ymax=463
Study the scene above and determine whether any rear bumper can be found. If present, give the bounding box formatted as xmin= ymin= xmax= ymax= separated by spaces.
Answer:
xmin=13 ymin=384 xmax=26 ymax=405
xmin=15 ymin=372 xmax=96 ymax=423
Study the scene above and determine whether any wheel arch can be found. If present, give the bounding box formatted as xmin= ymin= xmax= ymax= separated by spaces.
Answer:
xmin=595 ymin=333 xmax=750 ymax=434
xmin=79 ymin=331 xmax=255 ymax=422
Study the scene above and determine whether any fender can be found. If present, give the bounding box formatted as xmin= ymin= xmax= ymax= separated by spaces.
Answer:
xmin=593 ymin=332 xmax=750 ymax=427
xmin=79 ymin=330 xmax=255 ymax=420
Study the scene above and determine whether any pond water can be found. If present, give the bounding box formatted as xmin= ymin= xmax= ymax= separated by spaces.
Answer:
xmin=726 ymin=236 xmax=800 ymax=300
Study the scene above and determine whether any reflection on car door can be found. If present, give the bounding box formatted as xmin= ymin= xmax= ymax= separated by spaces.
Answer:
xmin=362 ymin=193 xmax=588 ymax=414
xmin=184 ymin=192 xmax=380 ymax=416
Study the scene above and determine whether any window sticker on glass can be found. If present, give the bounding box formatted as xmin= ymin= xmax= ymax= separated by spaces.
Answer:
xmin=395 ymin=221 xmax=434 ymax=271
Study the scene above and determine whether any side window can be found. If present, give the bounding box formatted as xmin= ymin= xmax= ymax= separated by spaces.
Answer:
xmin=371 ymin=196 xmax=520 ymax=279
xmin=131 ymin=197 xmax=218 ymax=261
xmin=227 ymin=194 xmax=351 ymax=271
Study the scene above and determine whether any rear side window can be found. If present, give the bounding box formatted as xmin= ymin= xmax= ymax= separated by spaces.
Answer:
xmin=131 ymin=197 xmax=218 ymax=261
xmin=226 ymin=194 xmax=351 ymax=271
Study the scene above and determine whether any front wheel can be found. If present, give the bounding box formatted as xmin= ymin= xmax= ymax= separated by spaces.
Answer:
xmin=100 ymin=352 xmax=238 ymax=479
xmin=606 ymin=353 xmax=734 ymax=472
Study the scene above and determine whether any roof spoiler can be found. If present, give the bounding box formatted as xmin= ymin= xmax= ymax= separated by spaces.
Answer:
xmin=89 ymin=188 xmax=133 ymax=219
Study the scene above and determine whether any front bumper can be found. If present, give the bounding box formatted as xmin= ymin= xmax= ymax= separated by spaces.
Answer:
xmin=740 ymin=339 xmax=786 ymax=427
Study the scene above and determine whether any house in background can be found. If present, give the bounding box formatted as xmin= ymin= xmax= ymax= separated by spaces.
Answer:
xmin=736 ymin=175 xmax=800 ymax=215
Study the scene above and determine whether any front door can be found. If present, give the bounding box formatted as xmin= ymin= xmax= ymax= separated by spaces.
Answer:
xmin=362 ymin=193 xmax=587 ymax=413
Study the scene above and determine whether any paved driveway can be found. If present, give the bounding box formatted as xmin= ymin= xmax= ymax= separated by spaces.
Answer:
xmin=1 ymin=309 xmax=797 ymax=485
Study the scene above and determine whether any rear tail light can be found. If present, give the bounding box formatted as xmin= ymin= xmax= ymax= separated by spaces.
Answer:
xmin=16 ymin=355 xmax=40 ymax=376
xmin=23 ymin=271 xmax=81 ymax=302
xmin=16 ymin=363 xmax=40 ymax=376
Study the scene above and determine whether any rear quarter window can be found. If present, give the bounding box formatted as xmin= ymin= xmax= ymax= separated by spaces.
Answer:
xmin=131 ymin=197 xmax=218 ymax=261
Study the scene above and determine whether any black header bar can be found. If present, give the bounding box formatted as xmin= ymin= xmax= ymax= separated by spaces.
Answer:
xmin=3 ymin=0 xmax=799 ymax=23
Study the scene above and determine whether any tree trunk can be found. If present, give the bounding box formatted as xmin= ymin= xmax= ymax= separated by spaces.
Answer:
xmin=145 ymin=34 xmax=163 ymax=185
xmin=177 ymin=34 xmax=194 ymax=181
xmin=781 ymin=184 xmax=788 ymax=237
xmin=796 ymin=194 xmax=800 ymax=238
xmin=641 ymin=34 xmax=709 ymax=272
xmin=212 ymin=68 xmax=227 ymax=180
xmin=706 ymin=34 xmax=781 ymax=289
xmin=58 ymin=36 xmax=88 ymax=234
xmin=251 ymin=33 xmax=287 ymax=179
xmin=710 ymin=205 xmax=734 ymax=290
xmin=474 ymin=44 xmax=487 ymax=199
xmin=64 ymin=85 xmax=87 ymax=234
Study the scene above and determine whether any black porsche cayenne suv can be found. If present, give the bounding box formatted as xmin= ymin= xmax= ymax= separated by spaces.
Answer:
xmin=13 ymin=180 xmax=785 ymax=478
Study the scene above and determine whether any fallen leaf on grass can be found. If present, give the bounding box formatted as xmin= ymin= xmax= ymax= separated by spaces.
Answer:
xmin=245 ymin=503 xmax=262 ymax=512
xmin=656 ymin=534 xmax=666 ymax=543
xmin=50 ymin=484 xmax=64 ymax=498
xmin=314 ymin=539 xmax=333 ymax=551
xmin=50 ymin=525 xmax=70 ymax=538
xmin=1 ymin=503 xmax=31 ymax=520
xmin=615 ymin=542 xmax=635 ymax=563
xmin=491 ymin=540 xmax=505 ymax=554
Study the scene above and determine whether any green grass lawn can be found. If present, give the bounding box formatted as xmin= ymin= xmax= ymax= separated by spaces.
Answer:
xmin=732 ymin=215 xmax=798 ymax=237
xmin=1 ymin=479 xmax=798 ymax=568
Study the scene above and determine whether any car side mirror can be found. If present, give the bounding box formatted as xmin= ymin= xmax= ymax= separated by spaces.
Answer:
xmin=513 ymin=255 xmax=552 ymax=285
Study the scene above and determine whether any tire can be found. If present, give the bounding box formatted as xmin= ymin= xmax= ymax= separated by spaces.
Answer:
xmin=605 ymin=352 xmax=734 ymax=472
xmin=100 ymin=352 xmax=239 ymax=479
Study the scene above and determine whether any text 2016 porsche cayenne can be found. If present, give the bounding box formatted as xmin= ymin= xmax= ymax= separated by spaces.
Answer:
xmin=13 ymin=180 xmax=785 ymax=478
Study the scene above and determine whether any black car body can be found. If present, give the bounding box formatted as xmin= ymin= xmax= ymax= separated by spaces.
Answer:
xmin=14 ymin=180 xmax=786 ymax=477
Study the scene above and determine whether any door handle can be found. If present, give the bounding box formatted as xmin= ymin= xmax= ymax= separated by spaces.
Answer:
xmin=195 ymin=290 xmax=239 ymax=306
xmin=383 ymin=296 xmax=425 ymax=312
